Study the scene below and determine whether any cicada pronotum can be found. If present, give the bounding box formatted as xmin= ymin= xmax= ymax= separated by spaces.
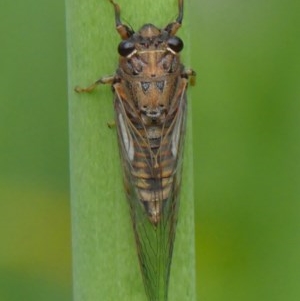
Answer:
xmin=75 ymin=0 xmax=195 ymax=300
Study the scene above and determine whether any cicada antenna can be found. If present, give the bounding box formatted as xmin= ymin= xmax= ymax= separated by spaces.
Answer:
xmin=109 ymin=0 xmax=134 ymax=39
xmin=164 ymin=0 xmax=184 ymax=36
xmin=176 ymin=0 xmax=184 ymax=24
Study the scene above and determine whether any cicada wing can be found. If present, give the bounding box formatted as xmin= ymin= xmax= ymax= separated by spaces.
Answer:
xmin=114 ymin=79 xmax=188 ymax=301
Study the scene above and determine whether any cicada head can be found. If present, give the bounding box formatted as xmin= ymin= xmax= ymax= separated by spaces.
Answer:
xmin=110 ymin=0 xmax=185 ymax=122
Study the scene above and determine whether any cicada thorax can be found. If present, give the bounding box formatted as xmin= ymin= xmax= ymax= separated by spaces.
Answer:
xmin=113 ymin=23 xmax=187 ymax=225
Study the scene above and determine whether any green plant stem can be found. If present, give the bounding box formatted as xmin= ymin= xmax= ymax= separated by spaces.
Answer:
xmin=65 ymin=0 xmax=196 ymax=300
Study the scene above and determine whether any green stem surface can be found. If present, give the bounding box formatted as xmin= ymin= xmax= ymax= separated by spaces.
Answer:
xmin=65 ymin=0 xmax=196 ymax=300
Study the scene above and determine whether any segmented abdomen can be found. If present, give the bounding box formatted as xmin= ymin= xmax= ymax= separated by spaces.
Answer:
xmin=129 ymin=117 xmax=177 ymax=223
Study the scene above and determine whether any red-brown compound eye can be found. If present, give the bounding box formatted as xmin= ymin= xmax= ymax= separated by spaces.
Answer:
xmin=118 ymin=40 xmax=136 ymax=57
xmin=167 ymin=36 xmax=184 ymax=53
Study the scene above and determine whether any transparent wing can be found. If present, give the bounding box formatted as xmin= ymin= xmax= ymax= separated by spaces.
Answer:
xmin=114 ymin=78 xmax=188 ymax=301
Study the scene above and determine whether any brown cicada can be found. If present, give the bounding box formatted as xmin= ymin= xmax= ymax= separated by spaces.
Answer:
xmin=75 ymin=0 xmax=195 ymax=300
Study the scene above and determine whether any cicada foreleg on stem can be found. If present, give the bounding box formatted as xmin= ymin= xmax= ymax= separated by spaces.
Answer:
xmin=74 ymin=75 xmax=115 ymax=93
xmin=74 ymin=75 xmax=117 ymax=128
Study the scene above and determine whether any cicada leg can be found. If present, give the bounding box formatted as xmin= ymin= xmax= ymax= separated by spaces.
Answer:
xmin=107 ymin=121 xmax=116 ymax=128
xmin=74 ymin=75 xmax=115 ymax=93
xmin=74 ymin=75 xmax=116 ymax=128
xmin=182 ymin=68 xmax=196 ymax=86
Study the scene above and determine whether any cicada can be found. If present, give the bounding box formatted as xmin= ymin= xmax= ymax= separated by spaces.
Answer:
xmin=75 ymin=0 xmax=195 ymax=300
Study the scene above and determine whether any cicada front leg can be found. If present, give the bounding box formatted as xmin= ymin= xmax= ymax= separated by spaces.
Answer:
xmin=107 ymin=121 xmax=116 ymax=129
xmin=74 ymin=75 xmax=117 ymax=128
xmin=74 ymin=75 xmax=115 ymax=93
xmin=182 ymin=68 xmax=197 ymax=86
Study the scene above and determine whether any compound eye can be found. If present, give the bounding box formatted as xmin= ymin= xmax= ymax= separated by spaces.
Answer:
xmin=167 ymin=36 xmax=184 ymax=53
xmin=118 ymin=40 xmax=135 ymax=57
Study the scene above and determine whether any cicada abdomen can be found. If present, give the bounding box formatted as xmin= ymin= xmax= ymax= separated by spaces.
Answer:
xmin=75 ymin=0 xmax=195 ymax=300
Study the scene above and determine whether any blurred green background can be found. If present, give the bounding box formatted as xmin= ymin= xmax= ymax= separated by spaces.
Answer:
xmin=1 ymin=0 xmax=300 ymax=301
